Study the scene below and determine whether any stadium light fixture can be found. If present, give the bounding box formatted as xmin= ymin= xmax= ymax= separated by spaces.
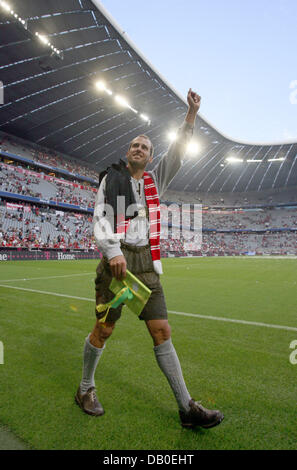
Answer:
xmin=0 ymin=1 xmax=27 ymax=27
xmin=115 ymin=95 xmax=130 ymax=108
xmin=167 ymin=131 xmax=178 ymax=142
xmin=247 ymin=159 xmax=263 ymax=163
xmin=95 ymin=80 xmax=106 ymax=91
xmin=0 ymin=1 xmax=10 ymax=12
xmin=140 ymin=113 xmax=150 ymax=123
xmin=94 ymin=81 xmax=150 ymax=123
xmin=268 ymin=158 xmax=286 ymax=162
xmin=37 ymin=33 xmax=50 ymax=45
xmin=186 ymin=141 xmax=200 ymax=156
xmin=35 ymin=31 xmax=61 ymax=56
xmin=0 ymin=2 xmax=61 ymax=58
xmin=95 ymin=80 xmax=113 ymax=96
xmin=226 ymin=156 xmax=244 ymax=163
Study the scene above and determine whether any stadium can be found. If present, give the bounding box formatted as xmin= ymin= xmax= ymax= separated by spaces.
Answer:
xmin=0 ymin=0 xmax=296 ymax=453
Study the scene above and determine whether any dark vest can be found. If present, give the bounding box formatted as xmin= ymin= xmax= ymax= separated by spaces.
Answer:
xmin=99 ymin=159 xmax=138 ymax=228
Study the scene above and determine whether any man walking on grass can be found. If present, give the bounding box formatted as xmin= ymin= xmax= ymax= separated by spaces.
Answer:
xmin=75 ymin=88 xmax=224 ymax=429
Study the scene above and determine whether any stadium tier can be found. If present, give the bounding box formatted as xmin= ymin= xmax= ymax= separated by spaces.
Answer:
xmin=1 ymin=146 xmax=296 ymax=255
xmin=1 ymin=119 xmax=296 ymax=256
xmin=0 ymin=0 xmax=296 ymax=259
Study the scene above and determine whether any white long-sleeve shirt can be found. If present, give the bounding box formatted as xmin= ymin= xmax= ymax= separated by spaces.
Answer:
xmin=93 ymin=121 xmax=193 ymax=263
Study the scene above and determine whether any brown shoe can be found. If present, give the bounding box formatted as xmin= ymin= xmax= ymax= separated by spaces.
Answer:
xmin=179 ymin=399 xmax=224 ymax=429
xmin=75 ymin=386 xmax=104 ymax=417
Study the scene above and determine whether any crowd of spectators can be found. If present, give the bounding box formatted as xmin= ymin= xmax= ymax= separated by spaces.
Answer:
xmin=163 ymin=188 xmax=297 ymax=207
xmin=0 ymin=204 xmax=95 ymax=250
xmin=0 ymin=167 xmax=42 ymax=198
xmin=32 ymin=150 xmax=98 ymax=181
xmin=0 ymin=132 xmax=296 ymax=256
xmin=199 ymin=231 xmax=296 ymax=255
xmin=1 ymin=197 xmax=296 ymax=254
xmin=0 ymin=134 xmax=99 ymax=181
xmin=160 ymin=230 xmax=296 ymax=256
xmin=160 ymin=202 xmax=297 ymax=231
xmin=50 ymin=182 xmax=94 ymax=208
xmin=1 ymin=161 xmax=96 ymax=208
xmin=202 ymin=209 xmax=297 ymax=230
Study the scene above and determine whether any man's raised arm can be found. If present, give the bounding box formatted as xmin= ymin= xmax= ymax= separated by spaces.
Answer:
xmin=151 ymin=88 xmax=201 ymax=198
xmin=185 ymin=88 xmax=201 ymax=127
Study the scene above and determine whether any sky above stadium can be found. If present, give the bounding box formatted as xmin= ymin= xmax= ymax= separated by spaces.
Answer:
xmin=100 ymin=0 xmax=297 ymax=145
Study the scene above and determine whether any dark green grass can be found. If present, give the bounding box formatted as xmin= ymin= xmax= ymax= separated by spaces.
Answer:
xmin=0 ymin=258 xmax=296 ymax=450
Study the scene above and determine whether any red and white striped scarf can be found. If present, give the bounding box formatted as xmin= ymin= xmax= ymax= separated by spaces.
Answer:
xmin=116 ymin=172 xmax=162 ymax=274
xmin=143 ymin=172 xmax=161 ymax=266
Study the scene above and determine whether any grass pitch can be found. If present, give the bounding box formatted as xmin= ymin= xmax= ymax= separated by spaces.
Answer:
xmin=0 ymin=257 xmax=296 ymax=450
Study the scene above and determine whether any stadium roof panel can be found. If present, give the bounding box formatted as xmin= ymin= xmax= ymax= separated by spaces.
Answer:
xmin=0 ymin=0 xmax=296 ymax=193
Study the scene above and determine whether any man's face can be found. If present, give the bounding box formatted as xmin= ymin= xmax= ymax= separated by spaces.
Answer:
xmin=126 ymin=136 xmax=153 ymax=170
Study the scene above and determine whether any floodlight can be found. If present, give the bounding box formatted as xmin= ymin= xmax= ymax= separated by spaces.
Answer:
xmin=226 ymin=156 xmax=243 ymax=163
xmin=95 ymin=80 xmax=106 ymax=91
xmin=268 ymin=158 xmax=285 ymax=162
xmin=37 ymin=33 xmax=49 ymax=45
xmin=167 ymin=131 xmax=177 ymax=142
xmin=187 ymin=141 xmax=200 ymax=156
xmin=115 ymin=95 xmax=130 ymax=108
xmin=0 ymin=1 xmax=11 ymax=12
xmin=140 ymin=113 xmax=150 ymax=122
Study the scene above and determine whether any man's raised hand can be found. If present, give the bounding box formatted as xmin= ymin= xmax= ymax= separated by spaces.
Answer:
xmin=187 ymin=88 xmax=201 ymax=113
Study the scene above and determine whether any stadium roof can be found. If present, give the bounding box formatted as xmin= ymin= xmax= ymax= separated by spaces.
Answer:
xmin=0 ymin=0 xmax=297 ymax=193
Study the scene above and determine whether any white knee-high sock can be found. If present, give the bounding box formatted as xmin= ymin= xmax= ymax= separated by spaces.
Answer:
xmin=80 ymin=334 xmax=105 ymax=393
xmin=154 ymin=338 xmax=191 ymax=412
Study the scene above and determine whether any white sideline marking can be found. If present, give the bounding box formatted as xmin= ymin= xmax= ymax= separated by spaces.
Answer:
xmin=168 ymin=310 xmax=297 ymax=332
xmin=0 ymin=284 xmax=296 ymax=332
xmin=168 ymin=256 xmax=297 ymax=267
xmin=0 ymin=272 xmax=94 ymax=283
xmin=0 ymin=284 xmax=92 ymax=302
